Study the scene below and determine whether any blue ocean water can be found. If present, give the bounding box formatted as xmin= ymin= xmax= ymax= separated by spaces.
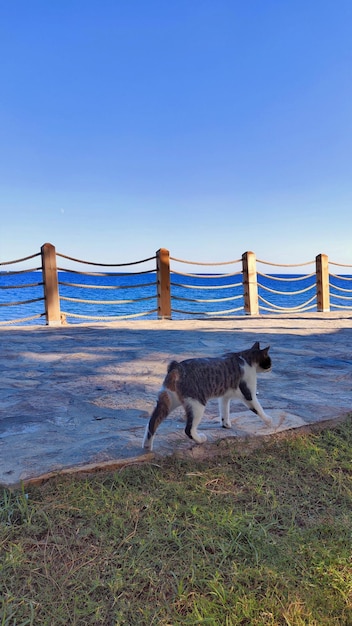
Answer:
xmin=0 ymin=271 xmax=351 ymax=325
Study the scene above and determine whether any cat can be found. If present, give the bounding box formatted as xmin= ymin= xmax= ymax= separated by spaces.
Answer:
xmin=143 ymin=341 xmax=272 ymax=451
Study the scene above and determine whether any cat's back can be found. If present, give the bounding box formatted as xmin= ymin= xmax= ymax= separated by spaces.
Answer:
xmin=169 ymin=352 xmax=242 ymax=377
xmin=165 ymin=353 xmax=243 ymax=401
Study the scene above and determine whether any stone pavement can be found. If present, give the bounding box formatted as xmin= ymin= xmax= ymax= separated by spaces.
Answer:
xmin=0 ymin=313 xmax=351 ymax=488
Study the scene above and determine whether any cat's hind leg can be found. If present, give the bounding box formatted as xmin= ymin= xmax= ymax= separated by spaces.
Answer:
xmin=143 ymin=389 xmax=181 ymax=451
xmin=219 ymin=395 xmax=232 ymax=429
xmin=184 ymin=399 xmax=207 ymax=444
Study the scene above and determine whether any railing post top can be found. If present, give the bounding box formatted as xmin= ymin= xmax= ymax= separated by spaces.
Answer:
xmin=242 ymin=250 xmax=256 ymax=259
xmin=156 ymin=248 xmax=170 ymax=257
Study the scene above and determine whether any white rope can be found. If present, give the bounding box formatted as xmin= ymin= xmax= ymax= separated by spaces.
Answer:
xmin=170 ymin=256 xmax=241 ymax=266
xmin=257 ymin=258 xmax=314 ymax=267
xmin=330 ymin=260 xmax=352 ymax=267
xmin=172 ymin=305 xmax=244 ymax=316
xmin=259 ymin=303 xmax=316 ymax=313
xmin=170 ymin=280 xmax=242 ymax=290
xmin=330 ymin=293 xmax=352 ymax=301
xmin=0 ymin=253 xmax=41 ymax=266
xmin=171 ymin=269 xmax=242 ymax=278
xmin=329 ymin=273 xmax=352 ymax=281
xmin=172 ymin=294 xmax=243 ymax=303
xmin=331 ymin=303 xmax=352 ymax=309
xmin=59 ymin=280 xmax=156 ymax=290
xmin=258 ymin=294 xmax=316 ymax=311
xmin=63 ymin=309 xmax=158 ymax=320
xmin=257 ymin=283 xmax=315 ymax=296
xmin=57 ymin=252 xmax=156 ymax=266
xmin=58 ymin=267 xmax=155 ymax=276
xmin=257 ymin=271 xmax=316 ymax=282
xmin=1 ymin=267 xmax=42 ymax=275
xmin=0 ymin=281 xmax=43 ymax=289
xmin=0 ymin=313 xmax=43 ymax=325
xmin=328 ymin=282 xmax=352 ymax=293
xmin=0 ymin=297 xmax=44 ymax=307
xmin=60 ymin=295 xmax=155 ymax=305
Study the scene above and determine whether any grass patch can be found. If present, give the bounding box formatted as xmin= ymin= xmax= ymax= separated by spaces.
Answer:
xmin=1 ymin=418 xmax=352 ymax=625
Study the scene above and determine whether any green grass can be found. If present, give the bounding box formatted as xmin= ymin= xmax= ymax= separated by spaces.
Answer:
xmin=1 ymin=418 xmax=352 ymax=625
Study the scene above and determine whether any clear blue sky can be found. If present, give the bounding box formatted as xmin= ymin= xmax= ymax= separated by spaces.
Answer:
xmin=1 ymin=1 xmax=352 ymax=268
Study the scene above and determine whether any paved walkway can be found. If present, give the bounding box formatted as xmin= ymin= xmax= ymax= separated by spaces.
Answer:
xmin=0 ymin=313 xmax=351 ymax=487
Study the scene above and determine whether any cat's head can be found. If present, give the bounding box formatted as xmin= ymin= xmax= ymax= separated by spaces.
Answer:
xmin=249 ymin=341 xmax=271 ymax=373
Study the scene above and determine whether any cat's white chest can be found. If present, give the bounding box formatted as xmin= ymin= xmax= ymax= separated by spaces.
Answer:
xmin=240 ymin=361 xmax=257 ymax=392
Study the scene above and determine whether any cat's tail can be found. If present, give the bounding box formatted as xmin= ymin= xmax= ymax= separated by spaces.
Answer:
xmin=143 ymin=390 xmax=173 ymax=451
xmin=143 ymin=361 xmax=182 ymax=451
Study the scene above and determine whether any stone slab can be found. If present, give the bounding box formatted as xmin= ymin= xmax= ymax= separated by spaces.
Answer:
xmin=0 ymin=312 xmax=351 ymax=487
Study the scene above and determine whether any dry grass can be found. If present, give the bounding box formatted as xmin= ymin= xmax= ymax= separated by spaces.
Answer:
xmin=1 ymin=417 xmax=352 ymax=625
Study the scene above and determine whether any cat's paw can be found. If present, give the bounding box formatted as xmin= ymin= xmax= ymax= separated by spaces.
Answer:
xmin=222 ymin=421 xmax=232 ymax=429
xmin=191 ymin=432 xmax=207 ymax=444
xmin=257 ymin=412 xmax=272 ymax=427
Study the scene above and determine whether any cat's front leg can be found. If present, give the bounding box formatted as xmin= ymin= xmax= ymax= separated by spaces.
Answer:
xmin=239 ymin=379 xmax=272 ymax=426
xmin=246 ymin=397 xmax=272 ymax=426
xmin=219 ymin=396 xmax=232 ymax=429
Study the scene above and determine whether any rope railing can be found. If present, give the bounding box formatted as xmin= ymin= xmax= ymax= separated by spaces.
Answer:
xmin=329 ymin=272 xmax=352 ymax=281
xmin=60 ymin=295 xmax=156 ymax=305
xmin=330 ymin=283 xmax=352 ymax=294
xmin=171 ymin=269 xmax=242 ymax=279
xmin=1 ymin=246 xmax=351 ymax=325
xmin=330 ymin=293 xmax=352 ymax=300
xmin=0 ymin=297 xmax=44 ymax=307
xmin=57 ymin=252 xmax=158 ymax=323
xmin=258 ymin=272 xmax=316 ymax=313
xmin=0 ymin=267 xmax=42 ymax=275
xmin=258 ymin=283 xmax=315 ymax=296
xmin=256 ymin=258 xmax=315 ymax=267
xmin=170 ymin=280 xmax=242 ymax=290
xmin=169 ymin=255 xmax=244 ymax=318
xmin=172 ymin=305 xmax=244 ymax=316
xmin=258 ymin=294 xmax=317 ymax=312
xmin=172 ymin=294 xmax=243 ymax=303
xmin=0 ymin=253 xmax=41 ymax=266
xmin=257 ymin=271 xmax=316 ymax=282
xmin=57 ymin=267 xmax=156 ymax=276
xmin=64 ymin=309 xmax=158 ymax=321
xmin=329 ymin=262 xmax=352 ymax=311
xmin=170 ymin=256 xmax=242 ymax=265
xmin=0 ymin=313 xmax=44 ymax=325
xmin=56 ymin=252 xmax=156 ymax=266
xmin=0 ymin=252 xmax=45 ymax=325
xmin=329 ymin=260 xmax=352 ymax=267
xmin=58 ymin=280 xmax=156 ymax=290
xmin=255 ymin=259 xmax=317 ymax=314
xmin=0 ymin=280 xmax=43 ymax=289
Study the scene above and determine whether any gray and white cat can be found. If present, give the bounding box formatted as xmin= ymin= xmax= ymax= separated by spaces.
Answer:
xmin=143 ymin=341 xmax=272 ymax=451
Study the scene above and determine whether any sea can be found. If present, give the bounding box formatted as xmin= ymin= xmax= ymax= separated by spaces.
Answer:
xmin=0 ymin=271 xmax=351 ymax=325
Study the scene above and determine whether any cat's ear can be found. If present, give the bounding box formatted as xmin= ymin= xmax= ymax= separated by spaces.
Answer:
xmin=262 ymin=345 xmax=270 ymax=353
xmin=251 ymin=341 xmax=260 ymax=350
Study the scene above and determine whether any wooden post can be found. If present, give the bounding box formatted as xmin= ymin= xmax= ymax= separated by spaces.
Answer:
xmin=316 ymin=253 xmax=330 ymax=312
xmin=242 ymin=251 xmax=259 ymax=315
xmin=41 ymin=243 xmax=61 ymax=326
xmin=156 ymin=248 xmax=171 ymax=319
